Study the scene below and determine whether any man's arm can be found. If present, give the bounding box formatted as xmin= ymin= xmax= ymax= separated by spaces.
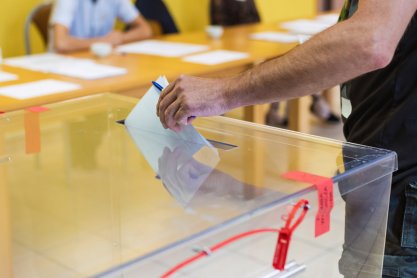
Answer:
xmin=157 ymin=0 xmax=417 ymax=131
xmin=122 ymin=16 xmax=153 ymax=43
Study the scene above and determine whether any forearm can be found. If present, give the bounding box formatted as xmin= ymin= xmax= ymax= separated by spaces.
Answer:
xmin=156 ymin=0 xmax=417 ymax=131
xmin=226 ymin=0 xmax=417 ymax=109
xmin=122 ymin=17 xmax=153 ymax=43
xmin=122 ymin=26 xmax=152 ymax=43
xmin=54 ymin=36 xmax=101 ymax=53
xmin=227 ymin=21 xmax=386 ymax=108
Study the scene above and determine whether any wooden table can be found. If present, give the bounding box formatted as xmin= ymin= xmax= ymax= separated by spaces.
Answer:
xmin=0 ymin=19 xmax=334 ymax=132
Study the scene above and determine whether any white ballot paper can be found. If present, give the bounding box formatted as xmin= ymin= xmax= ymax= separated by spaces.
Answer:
xmin=280 ymin=19 xmax=332 ymax=35
xmin=183 ymin=50 xmax=249 ymax=65
xmin=250 ymin=32 xmax=299 ymax=43
xmin=116 ymin=40 xmax=209 ymax=57
xmin=0 ymin=79 xmax=81 ymax=99
xmin=124 ymin=76 xmax=219 ymax=206
xmin=0 ymin=71 xmax=18 ymax=82
xmin=5 ymin=53 xmax=127 ymax=80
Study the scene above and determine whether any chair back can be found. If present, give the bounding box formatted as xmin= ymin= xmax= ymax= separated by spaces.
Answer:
xmin=24 ymin=3 xmax=52 ymax=54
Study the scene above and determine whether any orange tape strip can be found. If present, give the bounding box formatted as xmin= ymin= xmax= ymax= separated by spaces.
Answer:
xmin=24 ymin=107 xmax=49 ymax=154
xmin=26 ymin=106 xmax=48 ymax=113
xmin=282 ymin=171 xmax=334 ymax=237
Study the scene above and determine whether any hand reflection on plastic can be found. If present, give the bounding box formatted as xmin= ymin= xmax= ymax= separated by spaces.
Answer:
xmin=123 ymin=123 xmax=271 ymax=209
xmin=158 ymin=146 xmax=217 ymax=207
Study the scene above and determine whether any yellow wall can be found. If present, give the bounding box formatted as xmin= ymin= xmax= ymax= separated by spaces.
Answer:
xmin=0 ymin=0 xmax=46 ymax=58
xmin=255 ymin=0 xmax=317 ymax=23
xmin=164 ymin=0 xmax=317 ymax=32
xmin=0 ymin=0 xmax=317 ymax=58
xmin=164 ymin=0 xmax=210 ymax=32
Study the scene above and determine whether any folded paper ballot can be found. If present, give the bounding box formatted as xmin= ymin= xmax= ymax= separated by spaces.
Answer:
xmin=123 ymin=76 xmax=219 ymax=206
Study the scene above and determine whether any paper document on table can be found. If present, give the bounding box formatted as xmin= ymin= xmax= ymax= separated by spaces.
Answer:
xmin=280 ymin=19 xmax=332 ymax=35
xmin=250 ymin=32 xmax=299 ymax=43
xmin=4 ymin=53 xmax=127 ymax=80
xmin=116 ymin=40 xmax=209 ymax=57
xmin=315 ymin=14 xmax=339 ymax=25
xmin=0 ymin=71 xmax=18 ymax=82
xmin=124 ymin=76 xmax=219 ymax=173
xmin=52 ymin=61 xmax=127 ymax=80
xmin=182 ymin=50 xmax=249 ymax=65
xmin=0 ymin=79 xmax=81 ymax=99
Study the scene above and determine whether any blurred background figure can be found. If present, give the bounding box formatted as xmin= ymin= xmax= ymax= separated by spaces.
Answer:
xmin=319 ymin=0 xmax=345 ymax=10
xmin=50 ymin=0 xmax=152 ymax=53
xmin=134 ymin=0 xmax=179 ymax=34
xmin=210 ymin=0 xmax=260 ymax=26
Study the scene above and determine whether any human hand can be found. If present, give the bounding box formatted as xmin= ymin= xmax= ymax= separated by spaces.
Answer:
xmin=156 ymin=75 xmax=234 ymax=132
xmin=102 ymin=31 xmax=124 ymax=46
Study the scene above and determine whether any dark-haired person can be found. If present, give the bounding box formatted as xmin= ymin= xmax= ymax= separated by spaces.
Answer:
xmin=134 ymin=0 xmax=178 ymax=34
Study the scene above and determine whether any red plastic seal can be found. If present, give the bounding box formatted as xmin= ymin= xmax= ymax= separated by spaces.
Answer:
xmin=282 ymin=171 xmax=334 ymax=237
xmin=26 ymin=106 xmax=49 ymax=113
xmin=273 ymin=199 xmax=309 ymax=270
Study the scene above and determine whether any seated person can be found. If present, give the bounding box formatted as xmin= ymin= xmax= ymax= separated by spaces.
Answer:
xmin=134 ymin=0 xmax=179 ymax=34
xmin=210 ymin=0 xmax=260 ymax=26
xmin=50 ymin=0 xmax=152 ymax=53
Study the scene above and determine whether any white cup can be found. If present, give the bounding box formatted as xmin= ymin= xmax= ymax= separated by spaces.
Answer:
xmin=90 ymin=42 xmax=113 ymax=58
xmin=205 ymin=25 xmax=224 ymax=39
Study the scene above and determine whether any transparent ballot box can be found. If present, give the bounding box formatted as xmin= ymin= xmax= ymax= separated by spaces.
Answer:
xmin=0 ymin=94 xmax=397 ymax=278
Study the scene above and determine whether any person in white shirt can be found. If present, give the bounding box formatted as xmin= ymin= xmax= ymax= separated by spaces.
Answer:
xmin=50 ymin=0 xmax=152 ymax=53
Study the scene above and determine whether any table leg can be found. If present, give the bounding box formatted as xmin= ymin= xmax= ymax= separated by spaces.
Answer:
xmin=0 ymin=137 xmax=12 ymax=278
xmin=288 ymin=96 xmax=310 ymax=133
xmin=243 ymin=105 xmax=267 ymax=124
xmin=322 ymin=86 xmax=341 ymax=114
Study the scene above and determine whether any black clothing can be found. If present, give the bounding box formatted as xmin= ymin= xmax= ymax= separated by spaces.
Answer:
xmin=135 ymin=0 xmax=178 ymax=34
xmin=210 ymin=0 xmax=260 ymax=26
xmin=340 ymin=1 xmax=417 ymax=276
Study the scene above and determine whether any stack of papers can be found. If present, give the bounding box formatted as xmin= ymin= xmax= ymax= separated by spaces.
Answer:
xmin=0 ymin=71 xmax=18 ymax=82
xmin=182 ymin=50 xmax=249 ymax=65
xmin=0 ymin=79 xmax=81 ymax=99
xmin=116 ymin=40 xmax=209 ymax=57
xmin=280 ymin=19 xmax=334 ymax=35
xmin=250 ymin=32 xmax=299 ymax=43
xmin=5 ymin=53 xmax=127 ymax=80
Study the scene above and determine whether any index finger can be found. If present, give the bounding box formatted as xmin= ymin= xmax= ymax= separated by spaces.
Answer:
xmin=157 ymin=79 xmax=177 ymax=117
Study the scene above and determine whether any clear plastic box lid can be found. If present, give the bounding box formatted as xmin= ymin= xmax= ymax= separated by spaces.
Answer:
xmin=0 ymin=94 xmax=397 ymax=277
